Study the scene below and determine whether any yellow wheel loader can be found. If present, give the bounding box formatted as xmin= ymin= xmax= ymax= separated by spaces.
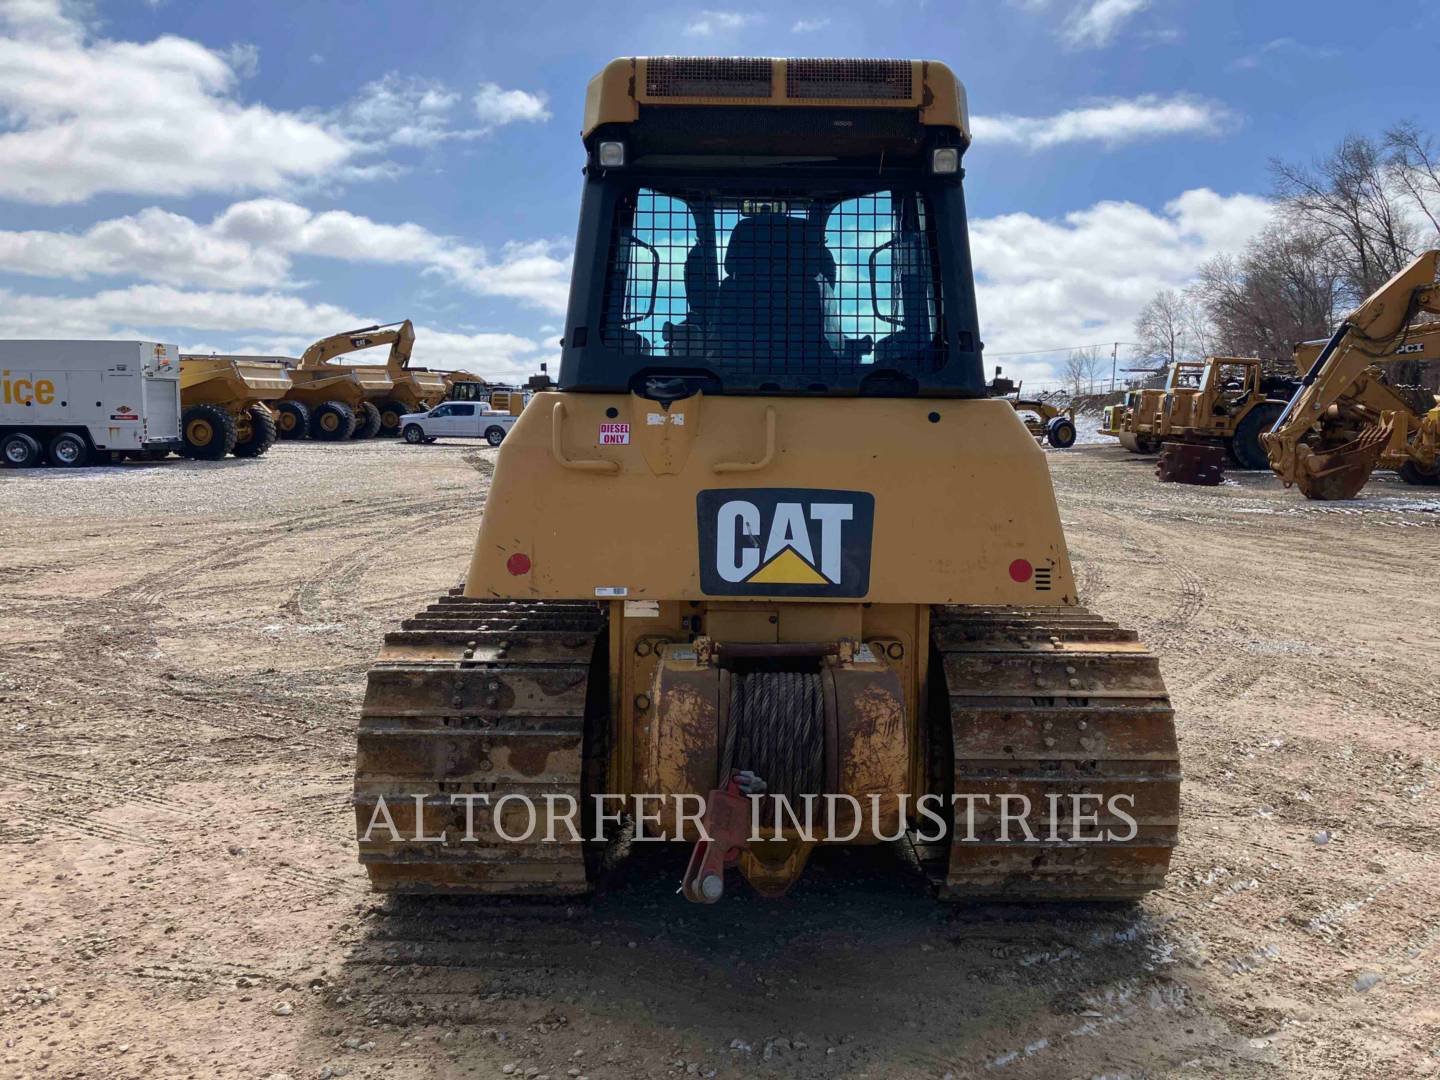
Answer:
xmin=176 ymin=356 xmax=292 ymax=460
xmin=1263 ymin=251 xmax=1440 ymax=499
xmin=353 ymin=57 xmax=1179 ymax=903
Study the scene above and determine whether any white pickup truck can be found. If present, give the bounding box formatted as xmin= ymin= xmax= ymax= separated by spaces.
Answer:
xmin=1 ymin=340 xmax=183 ymax=468
xmin=400 ymin=402 xmax=518 ymax=447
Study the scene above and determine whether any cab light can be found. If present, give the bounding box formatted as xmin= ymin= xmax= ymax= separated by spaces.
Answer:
xmin=931 ymin=147 xmax=959 ymax=174
xmin=597 ymin=141 xmax=626 ymax=168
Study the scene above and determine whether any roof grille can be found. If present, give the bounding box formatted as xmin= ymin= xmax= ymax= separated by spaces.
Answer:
xmin=786 ymin=58 xmax=913 ymax=100
xmin=645 ymin=57 xmax=771 ymax=99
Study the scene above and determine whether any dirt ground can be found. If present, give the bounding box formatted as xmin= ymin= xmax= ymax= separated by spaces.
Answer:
xmin=2 ymin=436 xmax=1438 ymax=1080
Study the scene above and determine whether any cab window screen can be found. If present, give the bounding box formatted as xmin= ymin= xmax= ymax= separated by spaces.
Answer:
xmin=599 ymin=187 xmax=945 ymax=379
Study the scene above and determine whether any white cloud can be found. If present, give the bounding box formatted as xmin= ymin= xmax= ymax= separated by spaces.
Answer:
xmin=970 ymin=189 xmax=1274 ymax=375
xmin=1231 ymin=37 xmax=1339 ymax=71
xmin=1062 ymin=0 xmax=1149 ymax=48
xmin=0 ymin=0 xmax=353 ymax=205
xmin=0 ymin=197 xmax=574 ymax=313
xmin=0 ymin=2 xmax=549 ymax=203
xmin=221 ymin=41 xmax=259 ymax=79
xmin=684 ymin=10 xmax=761 ymax=37
xmin=791 ymin=17 xmax=830 ymax=33
xmin=473 ymin=82 xmax=550 ymax=127
xmin=0 ymin=286 xmax=555 ymax=381
xmin=332 ymin=75 xmax=549 ymax=149
xmin=972 ymin=94 xmax=1232 ymax=150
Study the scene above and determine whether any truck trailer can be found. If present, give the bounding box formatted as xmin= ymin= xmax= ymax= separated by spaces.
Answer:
xmin=0 ymin=341 xmax=183 ymax=468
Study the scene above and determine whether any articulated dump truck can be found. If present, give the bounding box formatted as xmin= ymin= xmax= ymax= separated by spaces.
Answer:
xmin=353 ymin=57 xmax=1180 ymax=903
xmin=177 ymin=355 xmax=291 ymax=459
xmin=285 ymin=320 xmax=447 ymax=438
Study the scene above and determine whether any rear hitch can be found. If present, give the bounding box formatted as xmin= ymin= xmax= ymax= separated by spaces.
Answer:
xmin=679 ymin=771 xmax=766 ymax=903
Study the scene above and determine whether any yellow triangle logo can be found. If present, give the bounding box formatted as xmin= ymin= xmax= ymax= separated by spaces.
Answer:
xmin=747 ymin=546 xmax=830 ymax=586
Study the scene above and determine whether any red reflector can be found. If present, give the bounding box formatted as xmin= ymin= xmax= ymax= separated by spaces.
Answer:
xmin=506 ymin=553 xmax=531 ymax=575
xmin=1008 ymin=558 xmax=1033 ymax=583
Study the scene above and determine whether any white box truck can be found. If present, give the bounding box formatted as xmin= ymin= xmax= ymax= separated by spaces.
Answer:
xmin=0 ymin=341 xmax=183 ymax=468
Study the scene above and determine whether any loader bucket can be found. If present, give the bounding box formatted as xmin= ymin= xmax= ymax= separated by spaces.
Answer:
xmin=1294 ymin=424 xmax=1388 ymax=501
xmin=1156 ymin=442 xmax=1224 ymax=485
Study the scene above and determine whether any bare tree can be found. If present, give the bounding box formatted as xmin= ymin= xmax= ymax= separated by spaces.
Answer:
xmin=1384 ymin=122 xmax=1440 ymax=242
xmin=1061 ymin=346 xmax=1106 ymax=396
xmin=1192 ymin=222 xmax=1341 ymax=364
xmin=1133 ymin=288 xmax=1215 ymax=364
xmin=1272 ymin=134 xmax=1419 ymax=301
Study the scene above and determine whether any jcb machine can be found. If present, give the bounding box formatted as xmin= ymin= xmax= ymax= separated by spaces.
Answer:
xmin=1263 ymin=251 xmax=1440 ymax=499
xmin=176 ymin=355 xmax=291 ymax=459
xmin=353 ymin=57 xmax=1179 ymax=902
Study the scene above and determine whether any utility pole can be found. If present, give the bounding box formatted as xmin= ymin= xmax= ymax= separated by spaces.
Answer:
xmin=1110 ymin=341 xmax=1118 ymax=393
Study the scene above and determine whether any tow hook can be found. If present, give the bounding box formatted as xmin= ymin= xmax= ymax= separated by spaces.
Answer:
xmin=679 ymin=771 xmax=766 ymax=903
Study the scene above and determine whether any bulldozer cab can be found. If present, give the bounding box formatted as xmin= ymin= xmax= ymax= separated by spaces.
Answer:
xmin=561 ymin=59 xmax=983 ymax=399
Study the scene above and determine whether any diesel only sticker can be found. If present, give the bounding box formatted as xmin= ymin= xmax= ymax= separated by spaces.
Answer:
xmin=697 ymin=489 xmax=875 ymax=597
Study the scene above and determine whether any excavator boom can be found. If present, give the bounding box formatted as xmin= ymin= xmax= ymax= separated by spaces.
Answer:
xmin=298 ymin=320 xmax=416 ymax=373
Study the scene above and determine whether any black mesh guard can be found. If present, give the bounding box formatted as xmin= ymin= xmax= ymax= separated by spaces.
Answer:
xmin=596 ymin=187 xmax=946 ymax=387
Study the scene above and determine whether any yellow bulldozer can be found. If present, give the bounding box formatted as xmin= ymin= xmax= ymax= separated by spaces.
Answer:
xmin=352 ymin=57 xmax=1179 ymax=904
xmin=176 ymin=355 xmax=292 ymax=460
xmin=1263 ymin=250 xmax=1440 ymax=499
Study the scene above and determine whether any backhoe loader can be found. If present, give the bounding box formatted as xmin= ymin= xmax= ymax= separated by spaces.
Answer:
xmin=176 ymin=355 xmax=291 ymax=459
xmin=353 ymin=57 xmax=1178 ymax=903
xmin=1263 ymin=250 xmax=1440 ymax=499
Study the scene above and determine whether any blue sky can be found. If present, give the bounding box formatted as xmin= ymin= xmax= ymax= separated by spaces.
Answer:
xmin=0 ymin=0 xmax=1434 ymax=384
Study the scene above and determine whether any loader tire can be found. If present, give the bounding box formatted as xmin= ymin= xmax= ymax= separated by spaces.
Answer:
xmin=274 ymin=401 xmax=310 ymax=441
xmin=1230 ymin=403 xmax=1282 ymax=470
xmin=1045 ymin=417 xmax=1077 ymax=449
xmin=376 ymin=399 xmax=408 ymax=437
xmin=1398 ymin=460 xmax=1440 ymax=486
xmin=352 ymin=401 xmax=383 ymax=439
xmin=2 ymin=432 xmax=43 ymax=468
xmin=923 ymin=605 xmax=1179 ymax=901
xmin=180 ymin=403 xmax=237 ymax=460
xmin=310 ymin=401 xmax=356 ymax=441
xmin=233 ymin=405 xmax=278 ymax=458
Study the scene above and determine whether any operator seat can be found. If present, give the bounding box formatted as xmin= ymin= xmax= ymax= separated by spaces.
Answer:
xmin=709 ymin=215 xmax=840 ymax=368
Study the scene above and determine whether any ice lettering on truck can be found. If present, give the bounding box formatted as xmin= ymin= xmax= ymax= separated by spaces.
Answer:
xmin=2 ymin=372 xmax=56 ymax=405
xmin=696 ymin=488 xmax=875 ymax=597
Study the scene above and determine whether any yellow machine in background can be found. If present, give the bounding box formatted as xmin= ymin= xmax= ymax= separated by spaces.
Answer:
xmin=176 ymin=356 xmax=292 ymax=459
xmin=284 ymin=321 xmax=447 ymax=439
xmin=1263 ymin=250 xmax=1440 ymax=499
xmin=352 ymin=57 xmax=1178 ymax=904
xmin=988 ymin=368 xmax=1076 ymax=447
xmin=1154 ymin=356 xmax=1299 ymax=473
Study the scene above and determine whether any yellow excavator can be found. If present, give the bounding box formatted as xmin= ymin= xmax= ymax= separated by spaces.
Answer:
xmin=352 ymin=57 xmax=1178 ymax=903
xmin=1263 ymin=250 xmax=1440 ymax=499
